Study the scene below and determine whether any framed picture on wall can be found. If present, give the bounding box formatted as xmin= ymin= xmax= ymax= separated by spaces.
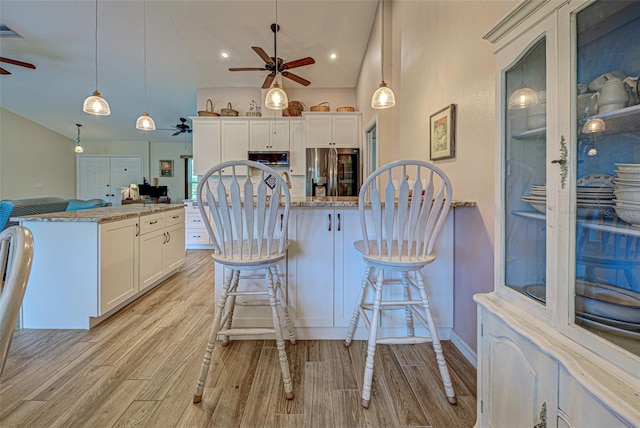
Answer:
xmin=160 ymin=160 xmax=174 ymax=177
xmin=429 ymin=104 xmax=456 ymax=161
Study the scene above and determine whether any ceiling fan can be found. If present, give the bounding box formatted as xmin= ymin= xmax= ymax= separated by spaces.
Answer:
xmin=229 ymin=23 xmax=315 ymax=89
xmin=0 ymin=57 xmax=36 ymax=75
xmin=157 ymin=118 xmax=192 ymax=136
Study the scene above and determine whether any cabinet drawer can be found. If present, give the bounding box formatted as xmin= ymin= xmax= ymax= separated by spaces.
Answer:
xmin=186 ymin=230 xmax=210 ymax=244
xmin=186 ymin=214 xmax=207 ymax=228
xmin=139 ymin=213 xmax=165 ymax=234
xmin=165 ymin=209 xmax=185 ymax=226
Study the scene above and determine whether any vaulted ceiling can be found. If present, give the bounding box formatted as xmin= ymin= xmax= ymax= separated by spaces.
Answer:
xmin=0 ymin=0 xmax=378 ymax=143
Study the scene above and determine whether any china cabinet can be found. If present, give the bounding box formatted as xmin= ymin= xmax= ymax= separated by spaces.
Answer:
xmin=477 ymin=0 xmax=640 ymax=426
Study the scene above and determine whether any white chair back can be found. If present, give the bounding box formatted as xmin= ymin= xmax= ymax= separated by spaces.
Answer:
xmin=197 ymin=160 xmax=290 ymax=263
xmin=0 ymin=226 xmax=34 ymax=378
xmin=359 ymin=160 xmax=452 ymax=262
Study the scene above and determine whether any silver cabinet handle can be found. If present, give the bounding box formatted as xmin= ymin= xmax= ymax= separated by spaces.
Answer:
xmin=149 ymin=220 xmax=158 ymax=225
xmin=328 ymin=213 xmax=332 ymax=231
xmin=135 ymin=223 xmax=140 ymax=237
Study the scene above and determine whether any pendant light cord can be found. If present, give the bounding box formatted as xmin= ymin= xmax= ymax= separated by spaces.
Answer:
xmin=275 ymin=0 xmax=279 ymax=83
xmin=143 ymin=0 xmax=148 ymax=111
xmin=94 ymin=0 xmax=99 ymax=91
xmin=380 ymin=0 xmax=385 ymax=83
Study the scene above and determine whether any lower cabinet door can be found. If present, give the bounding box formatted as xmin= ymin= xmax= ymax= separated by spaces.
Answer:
xmin=479 ymin=308 xmax=556 ymax=428
xmin=100 ymin=218 xmax=139 ymax=314
xmin=292 ymin=208 xmax=335 ymax=327
xmin=164 ymin=223 xmax=185 ymax=271
xmin=139 ymin=228 xmax=166 ymax=292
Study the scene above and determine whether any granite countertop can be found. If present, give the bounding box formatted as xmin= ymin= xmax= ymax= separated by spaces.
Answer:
xmin=186 ymin=197 xmax=476 ymax=208
xmin=12 ymin=204 xmax=185 ymax=223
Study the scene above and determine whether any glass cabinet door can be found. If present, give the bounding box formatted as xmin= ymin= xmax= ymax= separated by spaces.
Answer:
xmin=573 ymin=0 xmax=640 ymax=356
xmin=503 ymin=38 xmax=548 ymax=304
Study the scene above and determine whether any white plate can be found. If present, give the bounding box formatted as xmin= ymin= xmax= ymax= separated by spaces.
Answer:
xmin=577 ymin=173 xmax=614 ymax=188
xmin=576 ymin=317 xmax=640 ymax=340
xmin=614 ymin=163 xmax=640 ymax=170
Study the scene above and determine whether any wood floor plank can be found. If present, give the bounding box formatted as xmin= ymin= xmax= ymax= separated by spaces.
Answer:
xmin=0 ymin=251 xmax=476 ymax=427
xmin=112 ymin=400 xmax=163 ymax=428
xmin=303 ymin=361 xmax=333 ymax=428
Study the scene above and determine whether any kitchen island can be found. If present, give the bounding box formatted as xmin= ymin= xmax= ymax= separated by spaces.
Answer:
xmin=205 ymin=197 xmax=475 ymax=341
xmin=14 ymin=204 xmax=186 ymax=329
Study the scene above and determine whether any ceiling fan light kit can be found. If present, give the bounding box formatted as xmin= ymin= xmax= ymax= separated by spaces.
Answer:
xmin=83 ymin=0 xmax=110 ymax=116
xmin=372 ymin=0 xmax=395 ymax=109
xmin=265 ymin=81 xmax=289 ymax=110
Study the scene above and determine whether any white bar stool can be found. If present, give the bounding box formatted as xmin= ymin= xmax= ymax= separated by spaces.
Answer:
xmin=344 ymin=160 xmax=457 ymax=408
xmin=193 ymin=160 xmax=296 ymax=404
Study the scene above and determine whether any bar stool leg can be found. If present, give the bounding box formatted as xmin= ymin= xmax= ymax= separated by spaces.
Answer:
xmin=415 ymin=271 xmax=457 ymax=405
xmin=221 ymin=269 xmax=240 ymax=346
xmin=266 ymin=267 xmax=295 ymax=399
xmin=271 ymin=266 xmax=297 ymax=345
xmin=345 ymin=265 xmax=372 ymax=347
xmin=193 ymin=267 xmax=234 ymax=403
xmin=361 ymin=268 xmax=384 ymax=409
xmin=401 ymin=272 xmax=415 ymax=337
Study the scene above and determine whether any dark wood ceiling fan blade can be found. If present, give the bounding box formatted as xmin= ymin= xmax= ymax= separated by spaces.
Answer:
xmin=0 ymin=57 xmax=36 ymax=69
xmin=282 ymin=57 xmax=315 ymax=70
xmin=0 ymin=67 xmax=11 ymax=75
xmin=262 ymin=73 xmax=276 ymax=89
xmin=282 ymin=71 xmax=310 ymax=86
xmin=229 ymin=67 xmax=268 ymax=71
xmin=252 ymin=47 xmax=274 ymax=65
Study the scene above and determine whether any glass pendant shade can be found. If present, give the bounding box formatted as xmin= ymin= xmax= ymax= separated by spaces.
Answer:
xmin=136 ymin=112 xmax=156 ymax=130
xmin=265 ymin=82 xmax=288 ymax=110
xmin=83 ymin=90 xmax=111 ymax=116
xmin=371 ymin=81 xmax=396 ymax=109
xmin=74 ymin=123 xmax=84 ymax=153
xmin=74 ymin=144 xmax=84 ymax=153
xmin=508 ymin=87 xmax=538 ymax=109
xmin=582 ymin=118 xmax=605 ymax=134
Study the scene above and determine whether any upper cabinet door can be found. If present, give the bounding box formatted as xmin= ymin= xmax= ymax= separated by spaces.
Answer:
xmin=496 ymin=14 xmax=557 ymax=311
xmin=192 ymin=119 xmax=221 ymax=176
xmin=221 ymin=120 xmax=249 ymax=175
xmin=561 ymin=0 xmax=640 ymax=358
xmin=306 ymin=114 xmax=333 ymax=147
xmin=332 ymin=114 xmax=359 ymax=147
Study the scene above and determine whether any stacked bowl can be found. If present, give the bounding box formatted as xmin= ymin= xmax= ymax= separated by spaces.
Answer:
xmin=613 ymin=164 xmax=640 ymax=226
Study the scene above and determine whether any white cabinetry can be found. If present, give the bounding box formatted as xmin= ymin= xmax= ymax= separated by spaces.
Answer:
xmin=304 ymin=113 xmax=360 ymax=148
xmin=139 ymin=209 xmax=185 ymax=292
xmin=221 ymin=120 xmax=249 ymax=173
xmin=249 ymin=119 xmax=290 ymax=150
xmin=192 ymin=118 xmax=221 ymax=176
xmin=289 ymin=119 xmax=305 ymax=175
xmin=185 ymin=203 xmax=212 ymax=248
xmin=477 ymin=1 xmax=640 ymax=425
xmin=20 ymin=207 xmax=185 ymax=329
xmin=100 ymin=217 xmax=140 ymax=314
xmin=77 ymin=156 xmax=143 ymax=205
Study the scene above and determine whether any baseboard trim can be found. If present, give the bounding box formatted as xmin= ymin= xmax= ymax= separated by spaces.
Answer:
xmin=450 ymin=330 xmax=477 ymax=368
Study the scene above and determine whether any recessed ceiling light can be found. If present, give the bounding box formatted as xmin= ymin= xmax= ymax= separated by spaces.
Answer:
xmin=220 ymin=51 xmax=229 ymax=59
xmin=329 ymin=52 xmax=337 ymax=60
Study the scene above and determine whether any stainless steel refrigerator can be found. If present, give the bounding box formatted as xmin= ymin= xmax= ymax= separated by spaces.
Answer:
xmin=306 ymin=148 xmax=360 ymax=197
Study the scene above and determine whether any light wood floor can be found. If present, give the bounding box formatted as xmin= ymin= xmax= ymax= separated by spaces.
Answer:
xmin=0 ymin=250 xmax=477 ymax=428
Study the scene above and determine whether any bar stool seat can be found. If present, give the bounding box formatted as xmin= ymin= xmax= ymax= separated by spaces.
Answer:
xmin=344 ymin=160 xmax=457 ymax=409
xmin=192 ymin=160 xmax=296 ymax=404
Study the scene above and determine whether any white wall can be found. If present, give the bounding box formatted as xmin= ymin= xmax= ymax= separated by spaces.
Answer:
xmin=79 ymin=139 xmax=192 ymax=202
xmin=356 ymin=0 xmax=518 ymax=354
xmin=0 ymin=108 xmax=76 ymax=200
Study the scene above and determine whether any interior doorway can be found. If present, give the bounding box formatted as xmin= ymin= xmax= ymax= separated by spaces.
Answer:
xmin=363 ymin=117 xmax=378 ymax=180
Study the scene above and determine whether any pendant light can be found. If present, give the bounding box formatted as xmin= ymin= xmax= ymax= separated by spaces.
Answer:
xmin=371 ymin=0 xmax=395 ymax=109
xmin=265 ymin=0 xmax=288 ymax=110
xmin=83 ymin=0 xmax=110 ymax=116
xmin=508 ymin=88 xmax=538 ymax=109
xmin=136 ymin=0 xmax=155 ymax=130
xmin=74 ymin=124 xmax=84 ymax=153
